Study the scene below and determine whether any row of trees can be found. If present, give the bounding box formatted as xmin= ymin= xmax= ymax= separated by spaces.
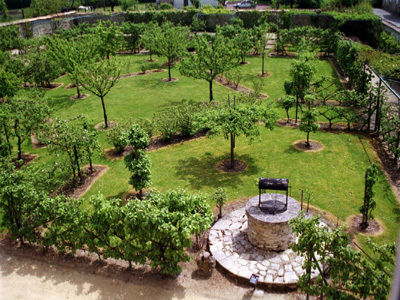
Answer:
xmin=0 ymin=157 xmax=213 ymax=274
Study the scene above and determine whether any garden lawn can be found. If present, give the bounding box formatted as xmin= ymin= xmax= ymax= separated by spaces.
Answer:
xmin=81 ymin=125 xmax=399 ymax=248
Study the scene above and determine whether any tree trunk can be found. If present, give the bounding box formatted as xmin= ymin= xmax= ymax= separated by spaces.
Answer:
xmin=14 ymin=119 xmax=22 ymax=160
xmin=209 ymin=80 xmax=213 ymax=102
xmin=74 ymin=145 xmax=83 ymax=184
xmin=168 ymin=59 xmax=171 ymax=81
xmin=230 ymin=133 xmax=235 ymax=169
xmin=286 ymin=110 xmax=290 ymax=123
xmin=76 ymin=85 xmax=81 ymax=98
xmin=306 ymin=130 xmax=310 ymax=148
xmin=262 ymin=53 xmax=265 ymax=76
xmin=218 ymin=204 xmax=222 ymax=219
xmin=295 ymin=98 xmax=299 ymax=124
xmin=88 ymin=150 xmax=93 ymax=173
xmin=139 ymin=189 xmax=143 ymax=200
xmin=100 ymin=95 xmax=108 ymax=128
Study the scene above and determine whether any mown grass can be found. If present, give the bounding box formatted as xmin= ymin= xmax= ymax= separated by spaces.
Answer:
xmin=6 ymin=54 xmax=398 ymax=250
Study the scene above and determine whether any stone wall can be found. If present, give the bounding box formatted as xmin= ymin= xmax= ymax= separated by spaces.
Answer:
xmin=246 ymin=194 xmax=300 ymax=252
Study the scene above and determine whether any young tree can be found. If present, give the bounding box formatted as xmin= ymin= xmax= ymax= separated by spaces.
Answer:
xmin=78 ymin=57 xmax=121 ymax=129
xmin=94 ymin=20 xmax=124 ymax=60
xmin=360 ymin=163 xmax=379 ymax=229
xmin=81 ymin=117 xmax=100 ymax=173
xmin=290 ymin=213 xmax=396 ymax=300
xmin=179 ymin=33 xmax=239 ymax=102
xmin=153 ymin=22 xmax=189 ymax=81
xmin=280 ymin=95 xmax=296 ymax=123
xmin=140 ymin=21 xmax=158 ymax=61
xmin=205 ymin=97 xmax=277 ymax=169
xmin=120 ymin=22 xmax=144 ymax=54
xmin=299 ymin=94 xmax=320 ymax=148
xmin=5 ymin=93 xmax=50 ymax=160
xmin=0 ymin=66 xmax=20 ymax=100
xmin=285 ymin=51 xmax=316 ymax=124
xmin=124 ymin=124 xmax=151 ymax=199
xmin=211 ymin=187 xmax=227 ymax=220
xmin=47 ymin=35 xmax=98 ymax=99
xmin=235 ymin=28 xmax=252 ymax=65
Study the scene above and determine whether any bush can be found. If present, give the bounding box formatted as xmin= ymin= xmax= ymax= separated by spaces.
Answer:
xmin=155 ymin=109 xmax=178 ymax=141
xmin=105 ymin=122 xmax=130 ymax=154
xmin=159 ymin=3 xmax=174 ymax=10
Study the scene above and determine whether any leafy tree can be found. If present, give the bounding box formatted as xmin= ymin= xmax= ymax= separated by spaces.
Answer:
xmin=235 ymin=28 xmax=252 ymax=64
xmin=205 ymin=97 xmax=277 ymax=169
xmin=286 ymin=51 xmax=316 ymax=124
xmin=318 ymin=105 xmax=342 ymax=129
xmin=41 ymin=116 xmax=94 ymax=185
xmin=25 ymin=41 xmax=62 ymax=88
xmin=121 ymin=22 xmax=144 ymax=53
xmin=299 ymin=94 xmax=320 ymax=148
xmin=81 ymin=117 xmax=100 ymax=173
xmin=381 ymin=104 xmax=400 ymax=164
xmin=78 ymin=57 xmax=121 ymax=129
xmin=290 ymin=213 xmax=396 ymax=300
xmin=0 ymin=66 xmax=20 ymax=100
xmin=124 ymin=124 xmax=151 ymax=199
xmin=211 ymin=187 xmax=227 ymax=219
xmin=47 ymin=35 xmax=98 ymax=99
xmin=0 ymin=158 xmax=64 ymax=246
xmin=0 ymin=0 xmax=9 ymax=20
xmin=105 ymin=121 xmax=130 ymax=154
xmin=280 ymin=95 xmax=295 ymax=123
xmin=179 ymin=33 xmax=239 ymax=102
xmin=93 ymin=20 xmax=124 ymax=60
xmin=153 ymin=22 xmax=189 ymax=81
xmin=124 ymin=190 xmax=213 ymax=275
xmin=140 ymin=21 xmax=158 ymax=61
xmin=360 ymin=163 xmax=379 ymax=229
xmin=5 ymin=92 xmax=50 ymax=160
xmin=30 ymin=0 xmax=68 ymax=17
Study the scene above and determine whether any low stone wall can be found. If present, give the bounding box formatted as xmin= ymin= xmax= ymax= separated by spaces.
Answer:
xmin=246 ymin=194 xmax=300 ymax=252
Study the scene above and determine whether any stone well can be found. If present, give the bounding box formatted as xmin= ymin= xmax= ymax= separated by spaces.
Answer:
xmin=246 ymin=193 xmax=300 ymax=252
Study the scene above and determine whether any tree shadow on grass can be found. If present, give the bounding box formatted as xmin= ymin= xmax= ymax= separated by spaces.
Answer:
xmin=174 ymin=153 xmax=260 ymax=190
xmin=48 ymin=94 xmax=76 ymax=111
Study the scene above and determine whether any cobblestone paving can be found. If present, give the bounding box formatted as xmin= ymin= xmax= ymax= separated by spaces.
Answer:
xmin=209 ymin=207 xmax=319 ymax=287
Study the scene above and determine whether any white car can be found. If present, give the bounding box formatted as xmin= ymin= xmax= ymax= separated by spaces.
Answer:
xmin=233 ymin=0 xmax=257 ymax=9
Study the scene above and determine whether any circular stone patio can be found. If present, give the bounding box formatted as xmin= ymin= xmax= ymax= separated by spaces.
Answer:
xmin=208 ymin=197 xmax=320 ymax=288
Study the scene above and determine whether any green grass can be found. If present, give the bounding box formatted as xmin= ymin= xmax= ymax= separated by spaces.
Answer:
xmin=5 ymin=53 xmax=399 ymax=250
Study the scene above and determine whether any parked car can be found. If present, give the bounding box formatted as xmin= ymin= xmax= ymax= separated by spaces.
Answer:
xmin=233 ymin=0 xmax=257 ymax=9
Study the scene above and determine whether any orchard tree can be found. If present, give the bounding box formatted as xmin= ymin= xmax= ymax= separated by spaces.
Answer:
xmin=290 ymin=213 xmax=396 ymax=300
xmin=299 ymin=94 xmax=320 ymax=148
xmin=124 ymin=190 xmax=214 ymax=275
xmin=280 ymin=95 xmax=295 ymax=123
xmin=140 ymin=21 xmax=158 ymax=61
xmin=81 ymin=117 xmax=100 ymax=173
xmin=235 ymin=28 xmax=252 ymax=64
xmin=121 ymin=22 xmax=144 ymax=53
xmin=124 ymin=124 xmax=151 ymax=199
xmin=153 ymin=22 xmax=189 ymax=81
xmin=0 ymin=66 xmax=20 ymax=100
xmin=285 ymin=51 xmax=316 ymax=124
xmin=360 ymin=163 xmax=379 ymax=229
xmin=5 ymin=92 xmax=50 ymax=160
xmin=212 ymin=187 xmax=227 ymax=220
xmin=94 ymin=20 xmax=124 ymax=59
xmin=78 ymin=57 xmax=121 ymax=129
xmin=47 ymin=35 xmax=98 ymax=99
xmin=179 ymin=33 xmax=239 ymax=102
xmin=205 ymin=96 xmax=277 ymax=169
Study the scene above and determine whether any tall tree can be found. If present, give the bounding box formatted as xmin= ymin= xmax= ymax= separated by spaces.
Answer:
xmin=179 ymin=33 xmax=239 ymax=102
xmin=47 ymin=35 xmax=98 ymax=99
xmin=153 ymin=22 xmax=189 ymax=81
xmin=299 ymin=94 xmax=320 ymax=148
xmin=124 ymin=124 xmax=151 ymax=199
xmin=94 ymin=20 xmax=124 ymax=60
xmin=140 ymin=21 xmax=158 ymax=61
xmin=78 ymin=57 xmax=121 ymax=129
xmin=205 ymin=97 xmax=277 ymax=169
xmin=5 ymin=93 xmax=50 ymax=160
xmin=360 ymin=163 xmax=379 ymax=229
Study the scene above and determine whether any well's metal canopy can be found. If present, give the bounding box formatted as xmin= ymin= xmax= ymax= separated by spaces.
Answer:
xmin=258 ymin=178 xmax=289 ymax=214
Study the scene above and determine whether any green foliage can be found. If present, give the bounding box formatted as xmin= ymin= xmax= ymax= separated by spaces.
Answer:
xmin=290 ymin=213 xmax=396 ymax=299
xmin=127 ymin=10 xmax=197 ymax=27
xmin=190 ymin=0 xmax=200 ymax=9
xmin=120 ymin=0 xmax=136 ymax=11
xmin=381 ymin=104 xmax=400 ymax=164
xmin=299 ymin=94 xmax=320 ymax=147
xmin=0 ymin=67 xmax=20 ymax=100
xmin=360 ymin=163 xmax=379 ymax=228
xmin=125 ymin=149 xmax=152 ymax=199
xmin=30 ymin=0 xmax=67 ymax=17
xmin=3 ymin=92 xmax=50 ymax=160
xmin=105 ymin=121 xmax=130 ymax=154
xmin=211 ymin=187 xmax=227 ymax=219
xmin=153 ymin=22 xmax=189 ymax=81
xmin=0 ymin=0 xmax=9 ymax=20
xmin=78 ymin=57 xmax=122 ymax=128
xmin=121 ymin=22 xmax=145 ymax=53
xmin=179 ymin=33 xmax=239 ymax=101
xmin=280 ymin=95 xmax=295 ymax=123
xmin=200 ymin=4 xmax=229 ymax=14
xmin=159 ymin=3 xmax=173 ymax=10
xmin=93 ymin=20 xmax=124 ymax=59
xmin=127 ymin=123 xmax=150 ymax=151
xmin=378 ymin=31 xmax=400 ymax=50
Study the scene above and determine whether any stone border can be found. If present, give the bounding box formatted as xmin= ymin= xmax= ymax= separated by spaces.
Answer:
xmin=209 ymin=206 xmax=319 ymax=288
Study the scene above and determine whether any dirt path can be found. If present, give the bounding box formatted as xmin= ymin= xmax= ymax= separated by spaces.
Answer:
xmin=0 ymin=249 xmax=296 ymax=300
